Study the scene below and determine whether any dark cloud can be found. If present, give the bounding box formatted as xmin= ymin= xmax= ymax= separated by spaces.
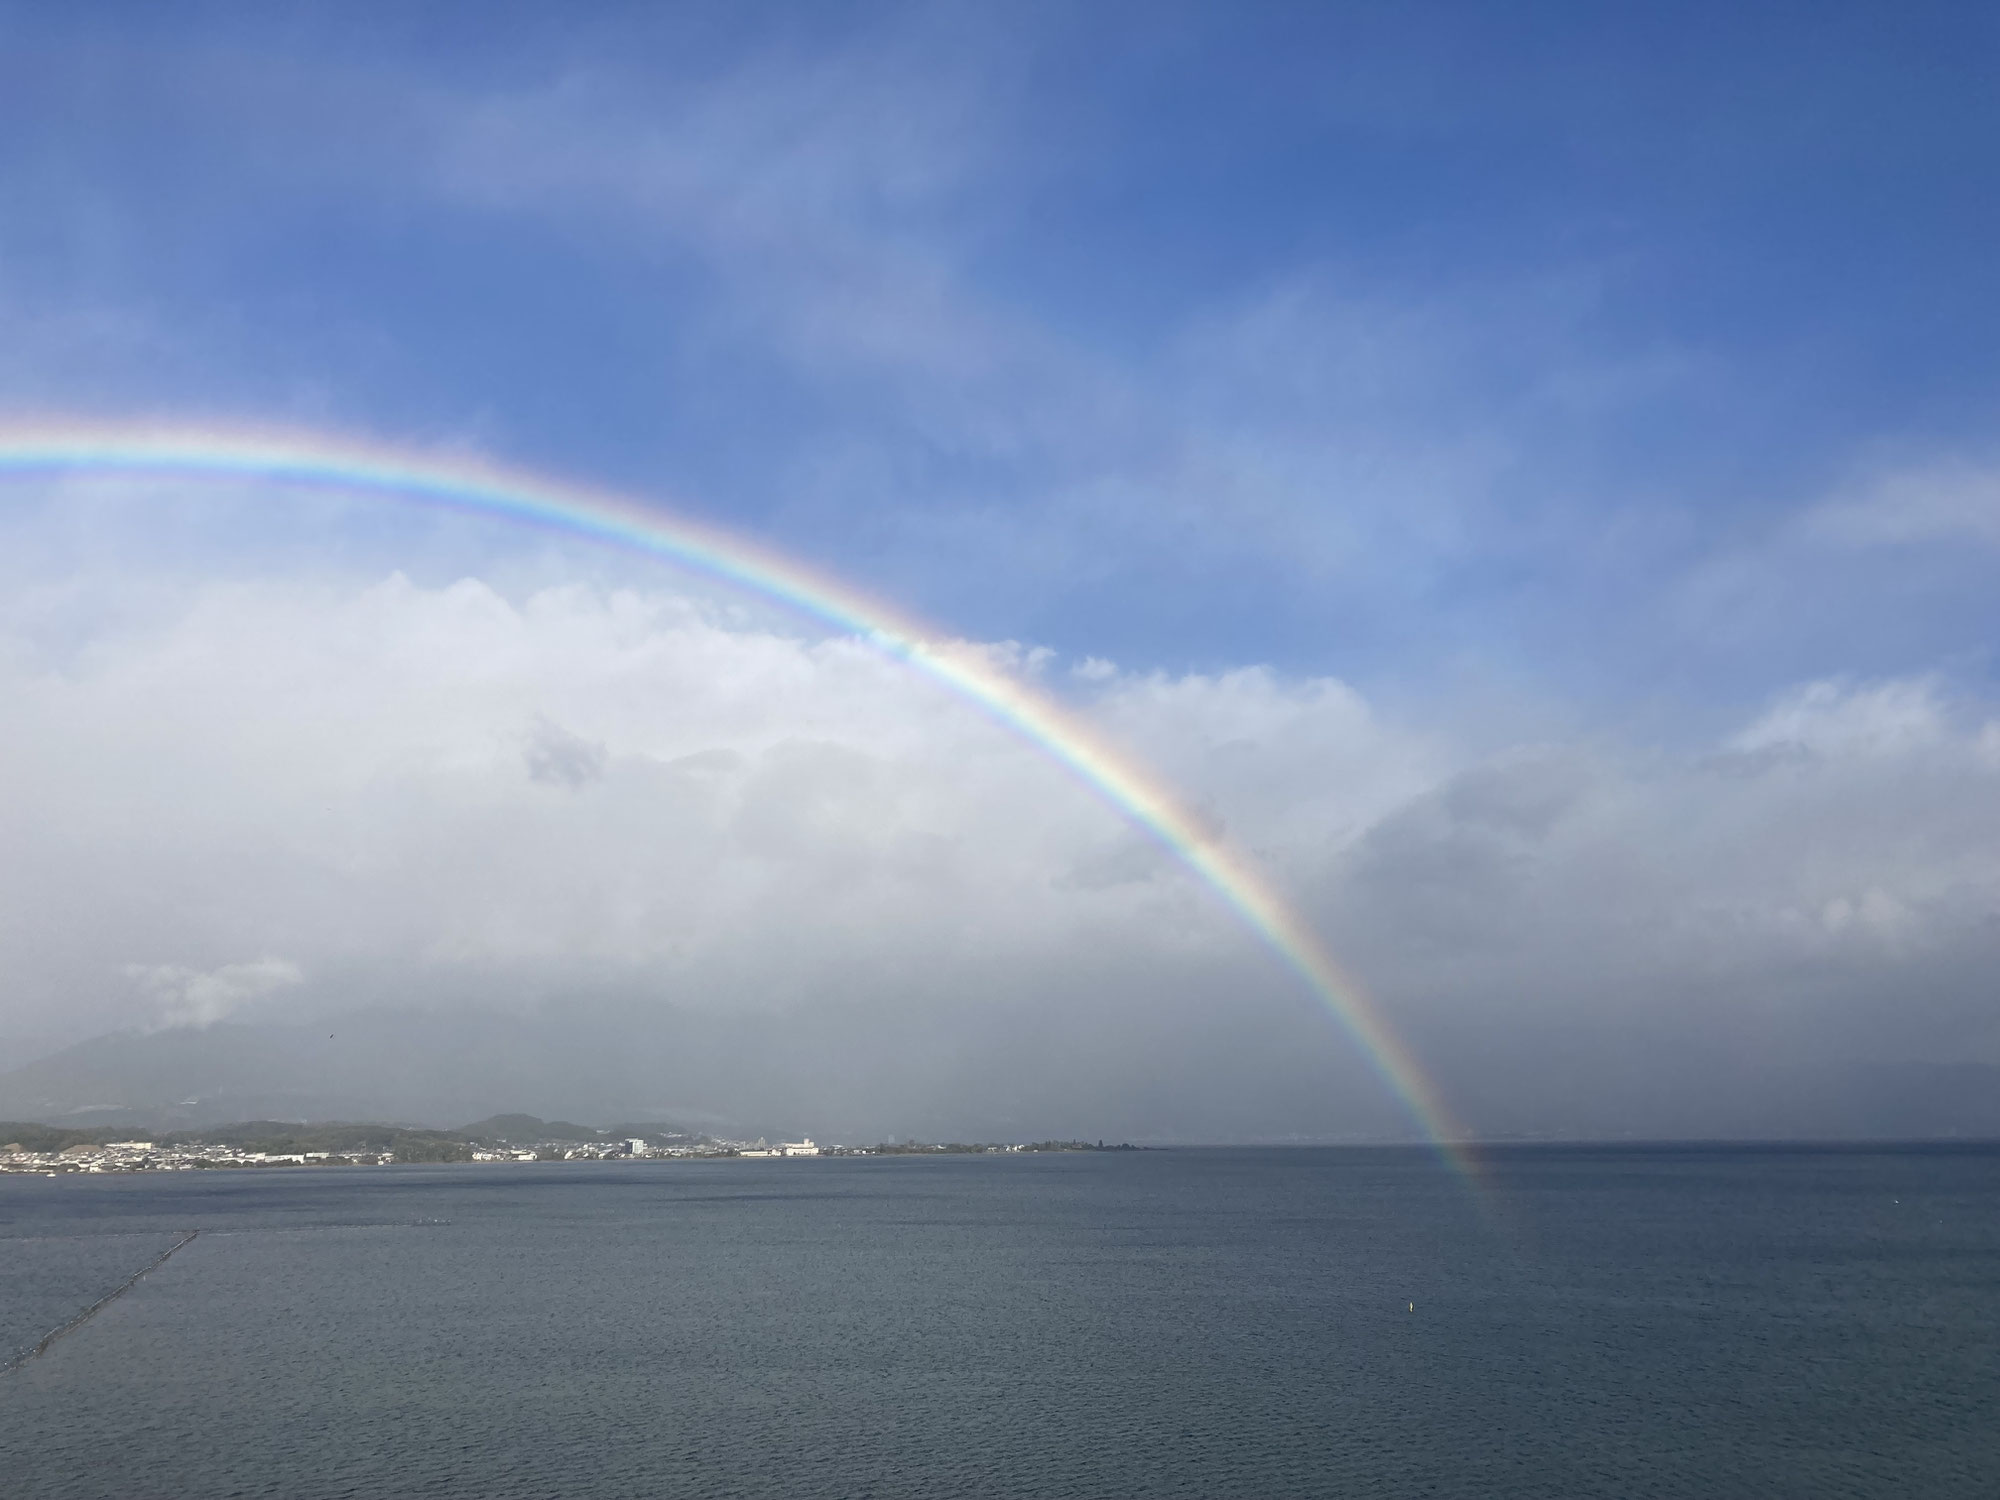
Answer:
xmin=525 ymin=716 xmax=608 ymax=789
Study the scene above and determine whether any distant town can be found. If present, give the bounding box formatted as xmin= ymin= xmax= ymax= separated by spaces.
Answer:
xmin=0 ymin=1115 xmax=1140 ymax=1174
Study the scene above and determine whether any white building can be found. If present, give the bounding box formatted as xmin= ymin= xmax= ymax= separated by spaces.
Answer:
xmin=626 ymin=1139 xmax=649 ymax=1156
xmin=780 ymin=1139 xmax=819 ymax=1157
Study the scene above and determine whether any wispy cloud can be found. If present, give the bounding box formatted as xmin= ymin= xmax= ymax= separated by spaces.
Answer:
xmin=1800 ymin=459 xmax=2000 ymax=550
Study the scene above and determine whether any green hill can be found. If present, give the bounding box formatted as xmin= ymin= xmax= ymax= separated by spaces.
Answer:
xmin=460 ymin=1114 xmax=606 ymax=1143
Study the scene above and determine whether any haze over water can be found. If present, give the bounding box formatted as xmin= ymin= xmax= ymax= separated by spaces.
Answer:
xmin=5 ymin=1146 xmax=1996 ymax=1499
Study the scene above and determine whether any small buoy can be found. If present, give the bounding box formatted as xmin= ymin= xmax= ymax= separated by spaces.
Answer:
xmin=1409 ymin=1302 xmax=1415 ymax=1312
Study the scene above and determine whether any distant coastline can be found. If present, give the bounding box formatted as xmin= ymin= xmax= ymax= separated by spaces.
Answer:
xmin=0 ymin=1115 xmax=1139 ymax=1174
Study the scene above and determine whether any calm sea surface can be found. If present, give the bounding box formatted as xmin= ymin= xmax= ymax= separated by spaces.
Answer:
xmin=2 ymin=1146 xmax=1995 ymax=1498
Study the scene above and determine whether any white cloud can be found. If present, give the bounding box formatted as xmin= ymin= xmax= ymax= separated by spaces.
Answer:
xmin=1328 ymin=679 xmax=2000 ymax=1079
xmin=123 ymin=958 xmax=304 ymax=1029
xmin=1801 ymin=459 xmax=2000 ymax=549
xmin=1728 ymin=677 xmax=1950 ymax=757
xmin=6 ymin=568 xmax=2000 ymax=1134
xmin=0 ymin=570 xmax=1404 ymax=1047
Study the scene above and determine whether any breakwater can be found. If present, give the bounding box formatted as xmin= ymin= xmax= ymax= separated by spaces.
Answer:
xmin=2 ymin=1231 xmax=199 ymax=1374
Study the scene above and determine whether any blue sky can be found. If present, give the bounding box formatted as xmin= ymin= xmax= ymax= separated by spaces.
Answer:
xmin=4 ymin=4 xmax=2000 ymax=1134
xmin=5 ymin=2 xmax=1998 ymax=712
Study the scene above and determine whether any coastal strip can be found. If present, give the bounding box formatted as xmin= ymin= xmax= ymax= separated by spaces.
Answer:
xmin=2 ymin=1231 xmax=199 ymax=1374
xmin=0 ymin=1119 xmax=1143 ymax=1173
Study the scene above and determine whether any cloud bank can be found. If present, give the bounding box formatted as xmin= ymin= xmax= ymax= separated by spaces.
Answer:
xmin=3 ymin=561 xmax=1996 ymax=1136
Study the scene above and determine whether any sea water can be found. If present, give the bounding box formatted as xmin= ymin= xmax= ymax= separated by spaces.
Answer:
xmin=2 ymin=1145 xmax=1995 ymax=1498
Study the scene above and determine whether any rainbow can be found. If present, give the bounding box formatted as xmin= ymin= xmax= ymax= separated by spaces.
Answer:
xmin=0 ymin=421 xmax=1472 ymax=1165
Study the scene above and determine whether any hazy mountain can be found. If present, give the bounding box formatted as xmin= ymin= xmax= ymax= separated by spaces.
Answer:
xmin=0 ymin=1009 xmax=798 ymax=1136
xmin=0 ymin=995 xmax=1390 ymax=1143
xmin=459 ymin=1113 xmax=615 ymax=1143
xmin=1 ymin=1008 xmax=1994 ymax=1142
